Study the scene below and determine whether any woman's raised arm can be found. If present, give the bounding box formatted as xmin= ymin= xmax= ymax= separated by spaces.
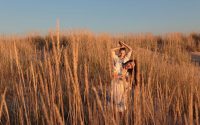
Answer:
xmin=119 ymin=41 xmax=132 ymax=52
xmin=111 ymin=46 xmax=121 ymax=59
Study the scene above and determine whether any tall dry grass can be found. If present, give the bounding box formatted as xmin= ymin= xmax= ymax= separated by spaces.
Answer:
xmin=0 ymin=30 xmax=199 ymax=125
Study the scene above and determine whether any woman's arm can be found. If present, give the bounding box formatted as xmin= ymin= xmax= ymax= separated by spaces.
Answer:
xmin=111 ymin=46 xmax=122 ymax=51
xmin=111 ymin=46 xmax=122 ymax=59
xmin=119 ymin=41 xmax=132 ymax=52
xmin=120 ymin=69 xmax=127 ymax=80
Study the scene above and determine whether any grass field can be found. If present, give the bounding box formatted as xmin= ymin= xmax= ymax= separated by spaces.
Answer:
xmin=0 ymin=30 xmax=200 ymax=125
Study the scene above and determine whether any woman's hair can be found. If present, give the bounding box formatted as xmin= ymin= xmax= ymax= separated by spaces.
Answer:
xmin=119 ymin=47 xmax=126 ymax=52
xmin=122 ymin=59 xmax=134 ymax=75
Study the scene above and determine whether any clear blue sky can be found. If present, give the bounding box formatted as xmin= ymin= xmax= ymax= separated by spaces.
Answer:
xmin=0 ymin=0 xmax=200 ymax=34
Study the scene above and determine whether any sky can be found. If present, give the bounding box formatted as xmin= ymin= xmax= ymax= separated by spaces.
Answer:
xmin=0 ymin=0 xmax=200 ymax=34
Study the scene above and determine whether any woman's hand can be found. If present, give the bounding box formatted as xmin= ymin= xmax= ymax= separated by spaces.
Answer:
xmin=121 ymin=69 xmax=127 ymax=78
xmin=119 ymin=41 xmax=123 ymax=46
xmin=119 ymin=41 xmax=125 ymax=48
xmin=119 ymin=41 xmax=132 ymax=51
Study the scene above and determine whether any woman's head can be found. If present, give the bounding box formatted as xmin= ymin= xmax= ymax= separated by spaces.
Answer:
xmin=123 ymin=60 xmax=134 ymax=70
xmin=118 ymin=47 xmax=126 ymax=59
xmin=123 ymin=59 xmax=135 ymax=75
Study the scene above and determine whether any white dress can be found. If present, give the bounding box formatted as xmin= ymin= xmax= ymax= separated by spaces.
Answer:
xmin=111 ymin=77 xmax=130 ymax=112
xmin=111 ymin=50 xmax=132 ymax=112
xmin=111 ymin=50 xmax=132 ymax=76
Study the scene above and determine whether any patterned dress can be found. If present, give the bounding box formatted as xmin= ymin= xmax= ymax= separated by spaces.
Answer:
xmin=111 ymin=77 xmax=130 ymax=112
xmin=112 ymin=51 xmax=132 ymax=78
xmin=111 ymin=51 xmax=132 ymax=112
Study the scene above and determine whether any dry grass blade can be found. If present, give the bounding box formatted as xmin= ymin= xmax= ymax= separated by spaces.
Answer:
xmin=0 ymin=88 xmax=7 ymax=120
xmin=53 ymin=104 xmax=64 ymax=125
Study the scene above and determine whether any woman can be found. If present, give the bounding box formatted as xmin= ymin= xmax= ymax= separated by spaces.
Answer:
xmin=111 ymin=41 xmax=132 ymax=78
xmin=111 ymin=59 xmax=135 ymax=112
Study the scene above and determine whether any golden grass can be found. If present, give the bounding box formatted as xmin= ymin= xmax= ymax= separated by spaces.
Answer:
xmin=0 ymin=30 xmax=199 ymax=125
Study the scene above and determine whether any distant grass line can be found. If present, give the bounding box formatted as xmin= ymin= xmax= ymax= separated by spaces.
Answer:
xmin=0 ymin=31 xmax=199 ymax=125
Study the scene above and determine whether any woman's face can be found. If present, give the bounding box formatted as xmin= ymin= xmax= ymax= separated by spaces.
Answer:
xmin=119 ymin=50 xmax=126 ymax=58
xmin=125 ymin=62 xmax=134 ymax=69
